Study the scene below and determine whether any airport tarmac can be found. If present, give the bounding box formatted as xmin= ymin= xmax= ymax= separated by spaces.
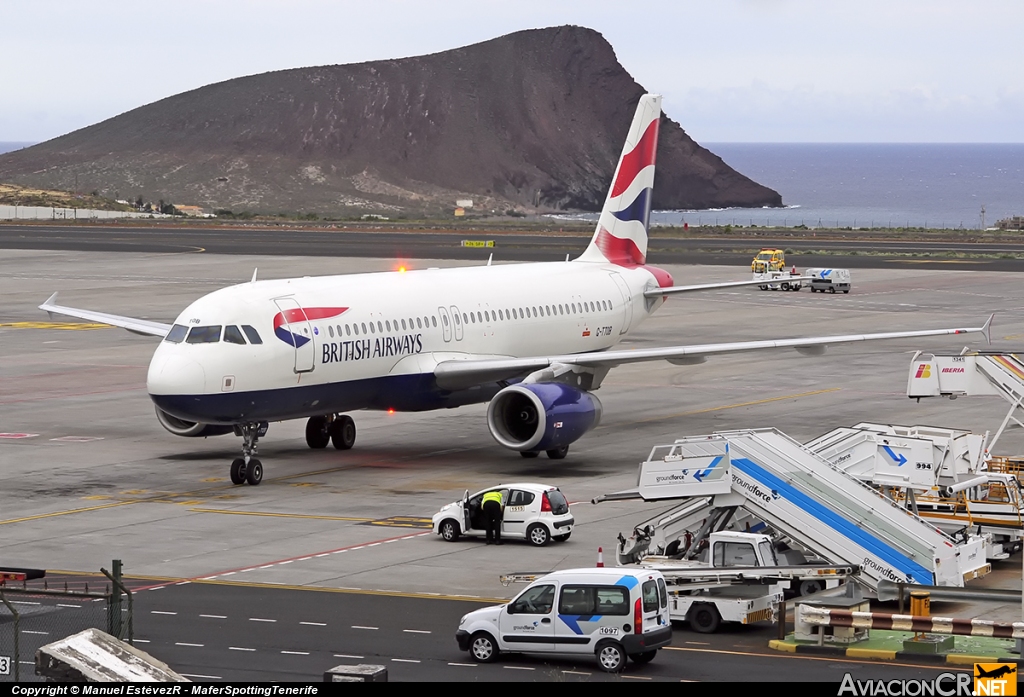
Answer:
xmin=2 ymin=248 xmax=1024 ymax=617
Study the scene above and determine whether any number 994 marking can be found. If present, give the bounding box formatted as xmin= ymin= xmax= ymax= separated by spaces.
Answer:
xmin=598 ymin=627 xmax=619 ymax=635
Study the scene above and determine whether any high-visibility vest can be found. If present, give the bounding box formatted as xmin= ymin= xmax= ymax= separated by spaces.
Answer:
xmin=482 ymin=491 xmax=503 ymax=506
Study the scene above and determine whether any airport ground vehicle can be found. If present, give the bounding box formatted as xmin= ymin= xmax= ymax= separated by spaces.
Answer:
xmin=432 ymin=483 xmax=573 ymax=546
xmin=751 ymin=249 xmax=786 ymax=273
xmin=456 ymin=567 xmax=672 ymax=672
xmin=806 ymin=268 xmax=852 ymax=293
xmin=753 ymin=267 xmax=803 ymax=291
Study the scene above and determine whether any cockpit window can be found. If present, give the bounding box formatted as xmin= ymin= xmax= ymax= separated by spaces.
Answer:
xmin=224 ymin=325 xmax=246 ymax=345
xmin=165 ymin=324 xmax=188 ymax=343
xmin=241 ymin=325 xmax=262 ymax=344
xmin=186 ymin=325 xmax=222 ymax=344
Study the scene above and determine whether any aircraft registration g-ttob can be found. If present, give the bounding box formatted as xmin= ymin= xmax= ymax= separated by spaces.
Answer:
xmin=42 ymin=94 xmax=992 ymax=486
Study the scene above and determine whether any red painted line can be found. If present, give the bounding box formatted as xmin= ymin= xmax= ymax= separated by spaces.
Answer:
xmin=131 ymin=530 xmax=429 ymax=591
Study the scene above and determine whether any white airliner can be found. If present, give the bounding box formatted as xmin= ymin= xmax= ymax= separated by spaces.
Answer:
xmin=41 ymin=94 xmax=991 ymax=486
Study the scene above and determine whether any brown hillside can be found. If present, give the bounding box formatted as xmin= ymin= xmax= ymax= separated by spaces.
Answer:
xmin=0 ymin=26 xmax=781 ymax=215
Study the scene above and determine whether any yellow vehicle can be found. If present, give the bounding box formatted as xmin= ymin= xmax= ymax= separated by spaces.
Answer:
xmin=751 ymin=249 xmax=786 ymax=273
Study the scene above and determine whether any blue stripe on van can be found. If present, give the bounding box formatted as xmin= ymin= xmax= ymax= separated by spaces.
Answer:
xmin=731 ymin=457 xmax=933 ymax=583
xmin=615 ymin=575 xmax=639 ymax=590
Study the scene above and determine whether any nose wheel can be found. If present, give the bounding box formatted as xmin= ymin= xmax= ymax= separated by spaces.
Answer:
xmin=231 ymin=422 xmax=267 ymax=485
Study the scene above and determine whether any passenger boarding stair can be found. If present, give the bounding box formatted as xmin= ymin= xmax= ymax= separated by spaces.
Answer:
xmin=597 ymin=429 xmax=990 ymax=593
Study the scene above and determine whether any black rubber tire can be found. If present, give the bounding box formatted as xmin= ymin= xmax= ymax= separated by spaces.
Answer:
xmin=843 ymin=289 xmax=850 ymax=294
xmin=799 ymin=579 xmax=824 ymax=596
xmin=829 ymin=286 xmax=836 ymax=294
xmin=553 ymin=533 xmax=571 ymax=542
xmin=230 ymin=458 xmax=246 ymax=485
xmin=469 ymin=632 xmax=498 ymax=663
xmin=688 ymin=603 xmax=721 ymax=634
xmin=546 ymin=445 xmax=569 ymax=460
xmin=781 ymin=282 xmax=790 ymax=291
xmin=629 ymin=650 xmax=657 ymax=665
xmin=759 ymin=285 xmax=768 ymax=291
xmin=519 ymin=451 xmax=540 ymax=459
xmin=305 ymin=416 xmax=330 ymax=449
xmin=245 ymin=459 xmax=263 ymax=486
xmin=526 ymin=523 xmax=550 ymax=547
xmin=331 ymin=415 xmax=356 ymax=450
xmin=440 ymin=519 xmax=461 ymax=542
xmin=595 ymin=641 xmax=627 ymax=673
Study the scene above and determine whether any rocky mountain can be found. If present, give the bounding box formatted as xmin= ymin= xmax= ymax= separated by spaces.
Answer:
xmin=0 ymin=26 xmax=782 ymax=216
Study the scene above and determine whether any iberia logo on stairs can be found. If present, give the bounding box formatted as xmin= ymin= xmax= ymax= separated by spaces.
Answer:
xmin=915 ymin=364 xmax=932 ymax=379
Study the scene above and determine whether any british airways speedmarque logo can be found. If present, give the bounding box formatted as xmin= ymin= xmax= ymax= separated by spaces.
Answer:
xmin=273 ymin=307 xmax=348 ymax=347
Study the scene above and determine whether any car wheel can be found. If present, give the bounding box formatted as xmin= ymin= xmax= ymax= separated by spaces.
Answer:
xmin=469 ymin=632 xmax=498 ymax=663
xmin=595 ymin=641 xmax=626 ymax=673
xmin=440 ymin=519 xmax=461 ymax=542
xmin=527 ymin=523 xmax=550 ymax=547
xmin=688 ymin=603 xmax=721 ymax=634
xmin=553 ymin=533 xmax=571 ymax=542
xmin=799 ymin=579 xmax=824 ymax=596
xmin=629 ymin=649 xmax=657 ymax=665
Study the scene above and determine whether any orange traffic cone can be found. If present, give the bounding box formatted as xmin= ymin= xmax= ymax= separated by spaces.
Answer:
xmin=597 ymin=547 xmax=604 ymax=568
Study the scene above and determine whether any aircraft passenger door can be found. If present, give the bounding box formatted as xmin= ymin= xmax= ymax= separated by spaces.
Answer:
xmin=438 ymin=307 xmax=452 ymax=343
xmin=610 ymin=273 xmax=633 ymax=335
xmin=272 ymin=297 xmax=315 ymax=373
xmin=450 ymin=305 xmax=464 ymax=342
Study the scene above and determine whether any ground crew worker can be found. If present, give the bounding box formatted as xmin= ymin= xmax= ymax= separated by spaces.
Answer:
xmin=481 ymin=489 xmax=504 ymax=545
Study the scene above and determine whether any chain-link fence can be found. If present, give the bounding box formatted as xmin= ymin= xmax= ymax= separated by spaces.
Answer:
xmin=0 ymin=573 xmax=133 ymax=682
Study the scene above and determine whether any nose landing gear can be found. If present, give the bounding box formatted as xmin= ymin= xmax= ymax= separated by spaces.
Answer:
xmin=230 ymin=421 xmax=268 ymax=486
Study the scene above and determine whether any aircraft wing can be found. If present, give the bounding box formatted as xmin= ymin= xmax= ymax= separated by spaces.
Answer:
xmin=39 ymin=292 xmax=172 ymax=338
xmin=644 ymin=277 xmax=814 ymax=297
xmin=433 ymin=315 xmax=993 ymax=390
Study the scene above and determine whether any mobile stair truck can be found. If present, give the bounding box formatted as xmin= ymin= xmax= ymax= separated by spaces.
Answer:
xmin=805 ymin=268 xmax=851 ymax=294
xmin=595 ymin=429 xmax=991 ymax=601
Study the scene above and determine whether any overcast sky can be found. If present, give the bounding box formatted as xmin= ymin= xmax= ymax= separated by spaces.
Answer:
xmin=2 ymin=0 xmax=1021 ymax=144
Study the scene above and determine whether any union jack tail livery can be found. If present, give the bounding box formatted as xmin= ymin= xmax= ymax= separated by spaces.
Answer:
xmin=577 ymin=93 xmax=661 ymax=266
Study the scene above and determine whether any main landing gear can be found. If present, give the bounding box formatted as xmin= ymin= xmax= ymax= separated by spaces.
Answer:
xmin=230 ymin=421 xmax=268 ymax=486
xmin=305 ymin=414 xmax=356 ymax=451
xmin=520 ymin=445 xmax=570 ymax=460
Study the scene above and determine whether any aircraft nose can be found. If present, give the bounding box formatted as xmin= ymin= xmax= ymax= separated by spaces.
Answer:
xmin=147 ymin=349 xmax=207 ymax=395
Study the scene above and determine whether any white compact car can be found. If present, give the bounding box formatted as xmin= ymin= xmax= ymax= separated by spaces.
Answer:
xmin=455 ymin=568 xmax=673 ymax=672
xmin=431 ymin=483 xmax=573 ymax=546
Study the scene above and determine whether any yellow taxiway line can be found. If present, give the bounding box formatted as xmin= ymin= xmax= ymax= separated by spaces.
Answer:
xmin=189 ymin=508 xmax=373 ymax=522
xmin=663 ymin=645 xmax=969 ymax=671
xmin=0 ymin=500 xmax=138 ymax=525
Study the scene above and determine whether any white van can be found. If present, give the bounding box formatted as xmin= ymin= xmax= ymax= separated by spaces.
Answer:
xmin=454 ymin=568 xmax=673 ymax=672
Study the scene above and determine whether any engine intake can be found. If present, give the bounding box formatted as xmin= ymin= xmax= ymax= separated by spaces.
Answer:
xmin=155 ymin=407 xmax=234 ymax=438
xmin=486 ymin=383 xmax=602 ymax=452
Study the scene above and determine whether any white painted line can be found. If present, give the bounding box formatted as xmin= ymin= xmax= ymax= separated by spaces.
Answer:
xmin=220 ymin=572 xmax=236 ymax=577
xmin=562 ymin=670 xmax=590 ymax=675
xmin=281 ymin=650 xmax=310 ymax=655
xmin=134 ymin=640 xmax=151 ymax=643
xmin=11 ymin=601 xmax=40 ymax=605
xmin=297 ymin=557 xmax=312 ymax=561
xmin=175 ymin=642 xmax=204 ymax=647
xmin=149 ymin=586 xmax=165 ymax=591
xmin=22 ymin=630 xmax=48 ymax=635
xmin=315 ymin=553 xmax=329 ymax=558
xmin=259 ymin=565 xmax=274 ymax=569
xmin=181 ymin=674 xmax=221 ymax=680
xmin=334 ymin=654 xmax=364 ymax=659
xmin=279 ymin=560 xmax=293 ymax=565
xmin=200 ymin=614 xmax=227 ymax=619
xmin=151 ymin=611 xmax=177 ymax=615
xmin=229 ymin=647 xmax=256 ymax=652
xmin=368 ymin=543 xmax=381 ymax=547
xmin=300 ymin=622 xmax=326 ymax=626
xmin=621 ymin=675 xmax=652 ymax=680
xmin=504 ymin=666 xmax=535 ymax=671
xmin=391 ymin=658 xmax=420 ymax=664
xmin=448 ymin=662 xmax=476 ymax=667
xmin=176 ymin=581 xmax=191 ymax=586
xmin=351 ymin=625 xmax=378 ymax=630
xmin=19 ymin=661 xmax=34 ymax=665
xmin=57 ymin=604 xmax=81 ymax=609
xmin=249 ymin=618 xmax=276 ymax=622
xmin=403 ymin=629 xmax=431 ymax=634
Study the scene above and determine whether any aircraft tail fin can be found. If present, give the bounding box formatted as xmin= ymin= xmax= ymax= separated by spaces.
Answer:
xmin=576 ymin=93 xmax=662 ymax=265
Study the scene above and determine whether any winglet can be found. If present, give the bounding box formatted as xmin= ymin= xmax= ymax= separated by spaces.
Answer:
xmin=40 ymin=291 xmax=59 ymax=320
xmin=982 ymin=313 xmax=994 ymax=346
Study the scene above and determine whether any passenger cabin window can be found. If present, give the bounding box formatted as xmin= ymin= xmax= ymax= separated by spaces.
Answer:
xmin=241 ymin=325 xmax=262 ymax=344
xmin=165 ymin=324 xmax=188 ymax=343
xmin=642 ymin=580 xmax=660 ymax=612
xmin=224 ymin=325 xmax=246 ymax=345
xmin=558 ymin=585 xmax=630 ymax=616
xmin=186 ymin=326 xmax=222 ymax=344
xmin=713 ymin=541 xmax=758 ymax=567
xmin=510 ymin=584 xmax=554 ymax=615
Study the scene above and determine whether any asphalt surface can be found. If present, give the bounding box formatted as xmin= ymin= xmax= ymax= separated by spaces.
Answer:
xmin=3 ymin=223 xmax=1024 ymax=270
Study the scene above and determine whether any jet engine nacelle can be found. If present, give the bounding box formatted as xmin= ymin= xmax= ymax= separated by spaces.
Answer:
xmin=155 ymin=407 xmax=234 ymax=438
xmin=486 ymin=383 xmax=602 ymax=453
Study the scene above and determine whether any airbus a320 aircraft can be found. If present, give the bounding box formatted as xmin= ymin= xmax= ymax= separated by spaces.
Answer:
xmin=42 ymin=94 xmax=992 ymax=486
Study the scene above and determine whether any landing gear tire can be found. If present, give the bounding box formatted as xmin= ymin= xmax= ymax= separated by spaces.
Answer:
xmin=305 ymin=416 xmax=330 ymax=449
xmin=520 ymin=451 xmax=540 ymax=459
xmin=440 ymin=519 xmax=461 ymax=542
xmin=546 ymin=446 xmax=569 ymax=460
xmin=688 ymin=603 xmax=721 ymax=634
xmin=245 ymin=459 xmax=263 ymax=486
xmin=230 ymin=458 xmax=246 ymax=485
xmin=527 ymin=523 xmax=551 ymax=547
xmin=330 ymin=415 xmax=356 ymax=450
